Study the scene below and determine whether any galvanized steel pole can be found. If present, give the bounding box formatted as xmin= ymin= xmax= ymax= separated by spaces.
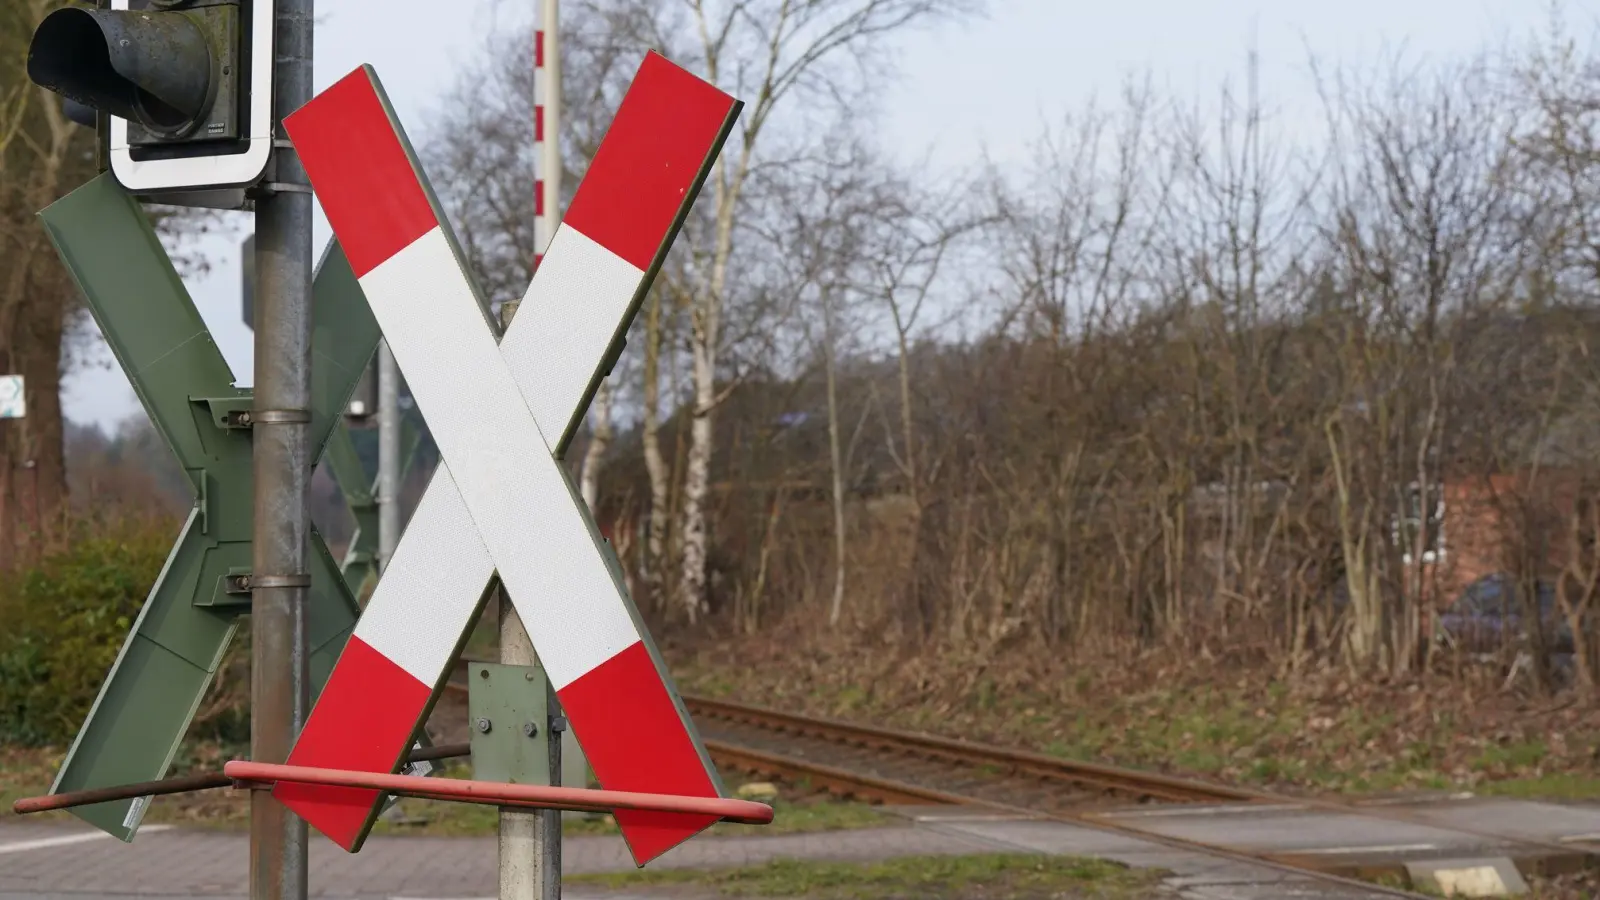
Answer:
xmin=250 ymin=0 xmax=314 ymax=898
xmin=497 ymin=5 xmax=563 ymax=898
xmin=376 ymin=340 xmax=399 ymax=571
xmin=496 ymin=304 xmax=563 ymax=900
xmin=536 ymin=0 xmax=588 ymax=814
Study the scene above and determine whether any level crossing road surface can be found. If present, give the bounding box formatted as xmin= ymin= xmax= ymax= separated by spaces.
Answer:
xmin=0 ymin=817 xmax=994 ymax=900
xmin=15 ymin=797 xmax=1587 ymax=900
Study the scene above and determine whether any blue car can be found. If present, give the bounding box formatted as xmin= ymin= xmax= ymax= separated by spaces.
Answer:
xmin=1437 ymin=574 xmax=1576 ymax=656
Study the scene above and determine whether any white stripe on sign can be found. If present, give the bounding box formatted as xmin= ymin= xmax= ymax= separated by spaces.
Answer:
xmin=359 ymin=227 xmax=641 ymax=690
xmin=349 ymin=461 xmax=494 ymax=685
xmin=502 ymin=226 xmax=644 ymax=441
xmin=0 ymin=824 xmax=172 ymax=854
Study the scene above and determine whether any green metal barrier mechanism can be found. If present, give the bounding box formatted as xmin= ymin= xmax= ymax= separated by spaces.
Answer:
xmin=325 ymin=415 xmax=420 ymax=601
xmin=38 ymin=173 xmax=381 ymax=841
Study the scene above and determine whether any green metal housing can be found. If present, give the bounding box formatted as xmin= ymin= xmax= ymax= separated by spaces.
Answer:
xmin=37 ymin=173 xmax=381 ymax=840
xmin=325 ymin=418 xmax=420 ymax=600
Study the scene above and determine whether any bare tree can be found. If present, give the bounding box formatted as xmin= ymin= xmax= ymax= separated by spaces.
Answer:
xmin=1313 ymin=49 xmax=1530 ymax=672
xmin=762 ymin=138 xmax=887 ymax=626
xmin=574 ymin=0 xmax=983 ymax=620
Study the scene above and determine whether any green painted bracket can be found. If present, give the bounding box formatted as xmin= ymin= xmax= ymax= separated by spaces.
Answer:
xmin=37 ymin=173 xmax=382 ymax=841
xmin=466 ymin=662 xmax=555 ymax=786
xmin=326 ymin=416 xmax=421 ymax=598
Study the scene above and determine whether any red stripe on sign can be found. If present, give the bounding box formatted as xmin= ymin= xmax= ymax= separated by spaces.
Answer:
xmin=535 ymin=105 xmax=544 ymax=143
xmin=536 ymin=30 xmax=544 ymax=68
xmin=535 ymin=179 xmax=544 ymax=217
xmin=273 ymin=636 xmax=433 ymax=850
xmin=557 ymin=641 xmax=719 ymax=865
xmin=285 ymin=67 xmax=436 ymax=278
xmin=563 ymin=52 xmax=736 ymax=271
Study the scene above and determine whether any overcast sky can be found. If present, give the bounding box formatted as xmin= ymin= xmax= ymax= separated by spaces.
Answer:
xmin=59 ymin=0 xmax=1590 ymax=430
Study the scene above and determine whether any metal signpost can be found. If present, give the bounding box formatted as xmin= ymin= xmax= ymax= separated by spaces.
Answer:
xmin=324 ymin=416 xmax=421 ymax=599
xmin=376 ymin=343 xmax=401 ymax=570
xmin=18 ymin=0 xmax=756 ymax=894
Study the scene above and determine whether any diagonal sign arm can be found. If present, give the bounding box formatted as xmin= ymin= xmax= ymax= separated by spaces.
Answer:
xmin=273 ymin=55 xmax=741 ymax=865
xmin=35 ymin=174 xmax=378 ymax=841
xmin=324 ymin=417 xmax=420 ymax=595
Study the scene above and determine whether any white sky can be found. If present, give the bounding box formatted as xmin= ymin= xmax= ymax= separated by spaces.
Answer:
xmin=59 ymin=0 xmax=1591 ymax=429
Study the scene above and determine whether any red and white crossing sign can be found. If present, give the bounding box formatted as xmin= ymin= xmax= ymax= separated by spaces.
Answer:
xmin=274 ymin=54 xmax=741 ymax=866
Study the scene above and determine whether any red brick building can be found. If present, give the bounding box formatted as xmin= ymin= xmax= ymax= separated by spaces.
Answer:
xmin=1406 ymin=469 xmax=1592 ymax=610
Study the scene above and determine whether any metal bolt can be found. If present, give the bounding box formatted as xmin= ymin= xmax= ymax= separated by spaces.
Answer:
xmin=475 ymin=717 xmax=492 ymax=734
xmin=551 ymin=715 xmax=568 ymax=733
xmin=523 ymin=722 xmax=538 ymax=738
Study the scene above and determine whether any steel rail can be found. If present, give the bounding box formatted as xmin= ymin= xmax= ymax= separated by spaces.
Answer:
xmin=702 ymin=740 xmax=985 ymax=807
xmin=701 ymin=733 xmax=1435 ymax=899
xmin=685 ymin=694 xmax=1254 ymax=804
xmin=445 ymin=665 xmax=1247 ymax=804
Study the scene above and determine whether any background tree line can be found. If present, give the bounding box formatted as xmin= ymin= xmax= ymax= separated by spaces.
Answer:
xmin=433 ymin=2 xmax=1600 ymax=691
xmin=1 ymin=2 xmax=222 ymax=568
xmin=10 ymin=1 xmax=1600 ymax=699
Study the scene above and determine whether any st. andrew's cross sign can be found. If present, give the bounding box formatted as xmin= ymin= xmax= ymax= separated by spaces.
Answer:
xmin=34 ymin=176 xmax=380 ymax=841
xmin=274 ymin=54 xmax=742 ymax=865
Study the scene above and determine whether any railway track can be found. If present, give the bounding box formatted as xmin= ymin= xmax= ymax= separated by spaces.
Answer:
xmin=443 ymin=660 xmax=1246 ymax=809
xmin=685 ymin=694 xmax=1254 ymax=809
xmin=444 ymin=662 xmax=1595 ymax=897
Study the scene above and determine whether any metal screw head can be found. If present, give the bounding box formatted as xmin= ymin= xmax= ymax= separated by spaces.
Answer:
xmin=475 ymin=717 xmax=492 ymax=734
xmin=523 ymin=722 xmax=538 ymax=738
xmin=550 ymin=716 xmax=569 ymax=733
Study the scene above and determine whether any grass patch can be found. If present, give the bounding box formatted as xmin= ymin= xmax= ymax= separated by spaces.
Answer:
xmin=1476 ymin=773 xmax=1600 ymax=800
xmin=0 ymin=745 xmax=69 ymax=823
xmin=669 ymin=636 xmax=1600 ymax=804
xmin=1 ymin=744 xmax=252 ymax=829
xmin=375 ymin=794 xmax=891 ymax=839
xmin=571 ymin=853 xmax=1159 ymax=899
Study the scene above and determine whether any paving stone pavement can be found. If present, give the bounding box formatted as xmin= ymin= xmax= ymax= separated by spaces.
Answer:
xmin=0 ymin=822 xmax=1005 ymax=899
xmin=12 ymin=802 xmax=1542 ymax=899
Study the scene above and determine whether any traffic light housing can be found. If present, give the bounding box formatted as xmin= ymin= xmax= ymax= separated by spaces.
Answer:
xmin=27 ymin=0 xmax=274 ymax=203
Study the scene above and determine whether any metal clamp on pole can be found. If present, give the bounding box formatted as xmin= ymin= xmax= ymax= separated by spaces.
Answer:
xmin=245 ymin=574 xmax=312 ymax=590
xmin=260 ymin=139 xmax=312 ymax=195
xmin=248 ymin=408 xmax=312 ymax=425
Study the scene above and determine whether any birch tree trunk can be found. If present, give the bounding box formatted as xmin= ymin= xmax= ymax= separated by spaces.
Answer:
xmin=578 ymin=379 xmax=614 ymax=510
xmin=680 ymin=319 xmax=718 ymax=623
xmin=641 ymin=290 xmax=670 ymax=605
xmin=823 ymin=288 xmax=848 ymax=627
xmin=671 ymin=0 xmax=978 ymax=622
